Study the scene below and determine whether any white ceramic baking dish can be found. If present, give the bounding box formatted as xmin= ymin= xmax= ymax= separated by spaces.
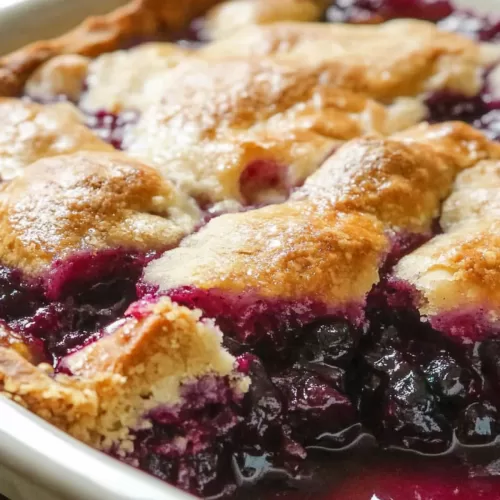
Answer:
xmin=0 ymin=0 xmax=497 ymax=499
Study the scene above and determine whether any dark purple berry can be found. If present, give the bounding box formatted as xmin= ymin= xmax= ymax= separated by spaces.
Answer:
xmin=456 ymin=401 xmax=500 ymax=445
xmin=422 ymin=354 xmax=474 ymax=406
xmin=300 ymin=320 xmax=359 ymax=367
xmin=273 ymin=371 xmax=356 ymax=445
xmin=243 ymin=358 xmax=284 ymax=442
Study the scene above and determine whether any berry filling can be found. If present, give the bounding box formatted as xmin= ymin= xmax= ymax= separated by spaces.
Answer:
xmin=131 ymin=376 xmax=244 ymax=498
xmin=362 ymin=278 xmax=500 ymax=451
xmin=138 ymin=284 xmax=363 ymax=346
xmin=425 ymin=67 xmax=500 ymax=141
xmin=85 ymin=109 xmax=139 ymax=150
xmin=326 ymin=0 xmax=454 ymax=24
xmin=438 ymin=9 xmax=500 ymax=42
xmin=132 ymin=274 xmax=500 ymax=497
xmin=0 ymin=249 xmax=153 ymax=365
xmin=239 ymin=160 xmax=291 ymax=206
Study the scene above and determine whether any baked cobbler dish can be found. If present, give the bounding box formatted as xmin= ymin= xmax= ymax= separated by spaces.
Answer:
xmin=1 ymin=0 xmax=500 ymax=498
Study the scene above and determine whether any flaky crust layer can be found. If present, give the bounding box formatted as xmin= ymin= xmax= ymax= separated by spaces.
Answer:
xmin=395 ymin=219 xmax=500 ymax=321
xmin=395 ymin=158 xmax=500 ymax=322
xmin=296 ymin=122 xmax=500 ymax=233
xmin=144 ymin=122 xmax=500 ymax=309
xmin=0 ymin=0 xmax=222 ymax=97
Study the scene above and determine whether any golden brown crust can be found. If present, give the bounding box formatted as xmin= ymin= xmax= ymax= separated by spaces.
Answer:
xmin=295 ymin=122 xmax=500 ymax=233
xmin=0 ymin=0 xmax=222 ymax=97
xmin=393 ymin=121 xmax=500 ymax=170
xmin=394 ymin=219 xmax=500 ymax=320
xmin=65 ymin=297 xmax=247 ymax=451
xmin=395 ymin=154 xmax=500 ymax=320
xmin=143 ymin=123 xmax=500 ymax=307
xmin=0 ymin=347 xmax=99 ymax=443
xmin=0 ymin=152 xmax=200 ymax=276
xmin=24 ymin=55 xmax=91 ymax=102
xmin=65 ymin=298 xmax=239 ymax=391
xmin=441 ymin=160 xmax=500 ymax=231
xmin=142 ymin=122 xmax=500 ymax=315
xmin=144 ymin=201 xmax=388 ymax=306
xmin=124 ymin=58 xmax=397 ymax=205
xmin=0 ymin=98 xmax=113 ymax=181
xmin=200 ymin=20 xmax=486 ymax=99
xmin=295 ymin=137 xmax=456 ymax=233
xmin=0 ymin=324 xmax=39 ymax=364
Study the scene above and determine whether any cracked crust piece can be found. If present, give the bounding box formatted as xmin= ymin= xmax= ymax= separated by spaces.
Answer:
xmin=0 ymin=298 xmax=248 ymax=452
xmin=200 ymin=20 xmax=491 ymax=99
xmin=295 ymin=137 xmax=457 ymax=234
xmin=203 ymin=0 xmax=329 ymax=40
xmin=394 ymin=158 xmax=500 ymax=325
xmin=123 ymin=58 xmax=404 ymax=207
xmin=295 ymin=122 xmax=500 ymax=233
xmin=144 ymin=201 xmax=388 ymax=307
xmin=0 ymin=0 xmax=222 ymax=97
xmin=0 ymin=152 xmax=200 ymax=276
xmin=0 ymin=98 xmax=113 ymax=181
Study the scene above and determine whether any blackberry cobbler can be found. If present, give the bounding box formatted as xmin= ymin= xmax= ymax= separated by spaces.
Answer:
xmin=1 ymin=0 xmax=500 ymax=498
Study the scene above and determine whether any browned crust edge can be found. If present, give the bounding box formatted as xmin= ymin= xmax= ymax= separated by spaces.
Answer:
xmin=0 ymin=0 xmax=222 ymax=97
